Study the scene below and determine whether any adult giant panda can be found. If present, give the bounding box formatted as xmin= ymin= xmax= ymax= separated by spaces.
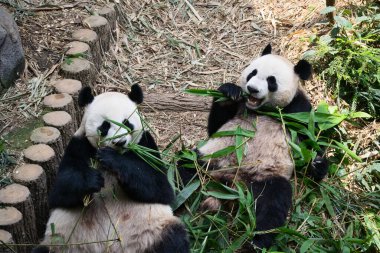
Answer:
xmin=33 ymin=84 xmax=189 ymax=253
xmin=178 ymin=45 xmax=328 ymax=251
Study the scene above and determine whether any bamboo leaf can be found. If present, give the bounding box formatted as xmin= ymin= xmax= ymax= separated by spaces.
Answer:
xmin=172 ymin=180 xmax=200 ymax=210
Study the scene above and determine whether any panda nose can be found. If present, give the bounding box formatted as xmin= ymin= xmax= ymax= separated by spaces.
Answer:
xmin=114 ymin=140 xmax=126 ymax=147
xmin=247 ymin=86 xmax=259 ymax=94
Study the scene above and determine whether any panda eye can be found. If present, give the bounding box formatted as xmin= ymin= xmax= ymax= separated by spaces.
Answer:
xmin=122 ymin=119 xmax=134 ymax=131
xmin=267 ymin=76 xmax=278 ymax=92
xmin=246 ymin=69 xmax=257 ymax=82
xmin=98 ymin=121 xmax=111 ymax=137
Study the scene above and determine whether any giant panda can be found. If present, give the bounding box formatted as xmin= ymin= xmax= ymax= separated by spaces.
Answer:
xmin=178 ymin=45 xmax=328 ymax=251
xmin=33 ymin=84 xmax=190 ymax=253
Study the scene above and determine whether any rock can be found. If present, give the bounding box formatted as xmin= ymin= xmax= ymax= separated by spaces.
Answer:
xmin=0 ymin=8 xmax=25 ymax=91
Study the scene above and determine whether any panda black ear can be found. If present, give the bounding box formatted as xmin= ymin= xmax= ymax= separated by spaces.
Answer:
xmin=128 ymin=84 xmax=143 ymax=104
xmin=78 ymin=86 xmax=94 ymax=107
xmin=262 ymin=44 xmax=272 ymax=56
xmin=294 ymin=60 xmax=313 ymax=80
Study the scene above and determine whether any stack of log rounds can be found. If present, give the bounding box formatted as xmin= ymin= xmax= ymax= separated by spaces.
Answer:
xmin=23 ymin=144 xmax=57 ymax=191
xmin=30 ymin=127 xmax=64 ymax=160
xmin=98 ymin=4 xmax=117 ymax=36
xmin=0 ymin=229 xmax=14 ymax=253
xmin=43 ymin=93 xmax=77 ymax=128
xmin=60 ymin=58 xmax=96 ymax=88
xmin=12 ymin=164 xmax=48 ymax=238
xmin=72 ymin=29 xmax=102 ymax=70
xmin=83 ymin=15 xmax=111 ymax=53
xmin=42 ymin=111 xmax=74 ymax=147
xmin=0 ymin=184 xmax=37 ymax=245
xmin=53 ymin=79 xmax=83 ymax=126
xmin=0 ymin=208 xmax=24 ymax=251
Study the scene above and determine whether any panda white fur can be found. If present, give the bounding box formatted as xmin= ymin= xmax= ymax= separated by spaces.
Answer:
xmin=178 ymin=45 xmax=328 ymax=251
xmin=33 ymin=85 xmax=189 ymax=253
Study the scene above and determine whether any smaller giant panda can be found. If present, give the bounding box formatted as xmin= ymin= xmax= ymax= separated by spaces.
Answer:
xmin=33 ymin=84 xmax=189 ymax=253
xmin=178 ymin=45 xmax=328 ymax=251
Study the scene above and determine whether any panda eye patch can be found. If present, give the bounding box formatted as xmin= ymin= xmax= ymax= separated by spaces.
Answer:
xmin=246 ymin=69 xmax=257 ymax=82
xmin=98 ymin=121 xmax=111 ymax=137
xmin=122 ymin=119 xmax=134 ymax=131
xmin=267 ymin=76 xmax=278 ymax=92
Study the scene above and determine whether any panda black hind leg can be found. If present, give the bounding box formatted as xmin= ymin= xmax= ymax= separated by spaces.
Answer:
xmin=145 ymin=222 xmax=190 ymax=253
xmin=245 ymin=176 xmax=292 ymax=251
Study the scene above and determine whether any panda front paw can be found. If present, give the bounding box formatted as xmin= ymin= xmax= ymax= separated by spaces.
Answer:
xmin=218 ymin=83 xmax=243 ymax=101
xmin=309 ymin=155 xmax=328 ymax=182
xmin=97 ymin=147 xmax=119 ymax=169
xmin=86 ymin=170 xmax=104 ymax=193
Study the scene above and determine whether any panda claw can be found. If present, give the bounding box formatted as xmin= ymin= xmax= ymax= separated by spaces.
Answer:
xmin=218 ymin=83 xmax=243 ymax=101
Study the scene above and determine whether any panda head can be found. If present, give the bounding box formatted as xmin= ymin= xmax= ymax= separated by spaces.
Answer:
xmin=75 ymin=84 xmax=144 ymax=149
xmin=239 ymin=44 xmax=312 ymax=110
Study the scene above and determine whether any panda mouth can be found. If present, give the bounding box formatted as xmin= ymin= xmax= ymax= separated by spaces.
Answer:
xmin=247 ymin=96 xmax=264 ymax=108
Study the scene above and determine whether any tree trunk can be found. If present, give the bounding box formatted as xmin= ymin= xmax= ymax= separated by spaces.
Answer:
xmin=141 ymin=93 xmax=211 ymax=112
xmin=72 ymin=29 xmax=102 ymax=70
xmin=30 ymin=126 xmax=64 ymax=160
xmin=83 ymin=15 xmax=111 ymax=54
xmin=23 ymin=144 xmax=57 ymax=192
xmin=43 ymin=93 xmax=78 ymax=129
xmin=0 ymin=207 xmax=25 ymax=252
xmin=53 ymin=79 xmax=83 ymax=127
xmin=98 ymin=4 xmax=117 ymax=37
xmin=12 ymin=164 xmax=48 ymax=239
xmin=0 ymin=229 xmax=15 ymax=253
xmin=42 ymin=111 xmax=75 ymax=148
xmin=60 ymin=58 xmax=97 ymax=89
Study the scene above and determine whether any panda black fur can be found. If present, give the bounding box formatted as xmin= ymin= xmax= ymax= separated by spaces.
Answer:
xmin=178 ymin=45 xmax=328 ymax=251
xmin=33 ymin=84 xmax=189 ymax=253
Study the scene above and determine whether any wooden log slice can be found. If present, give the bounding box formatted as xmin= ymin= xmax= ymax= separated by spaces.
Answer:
xmin=98 ymin=4 xmax=117 ymax=37
xmin=83 ymin=15 xmax=111 ymax=54
xmin=53 ymin=79 xmax=83 ymax=126
xmin=42 ymin=111 xmax=74 ymax=148
xmin=30 ymin=127 xmax=64 ymax=160
xmin=60 ymin=58 xmax=96 ymax=89
xmin=0 ymin=229 xmax=15 ymax=253
xmin=12 ymin=164 xmax=48 ymax=239
xmin=0 ymin=184 xmax=37 ymax=244
xmin=72 ymin=29 xmax=102 ymax=70
xmin=64 ymin=41 xmax=95 ymax=70
xmin=23 ymin=144 xmax=57 ymax=192
xmin=0 ymin=207 xmax=25 ymax=252
xmin=43 ymin=93 xmax=77 ymax=129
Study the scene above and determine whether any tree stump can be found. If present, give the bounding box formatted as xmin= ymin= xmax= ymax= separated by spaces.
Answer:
xmin=43 ymin=93 xmax=77 ymax=129
xmin=98 ymin=4 xmax=117 ymax=37
xmin=42 ymin=111 xmax=74 ymax=148
xmin=23 ymin=144 xmax=57 ymax=192
xmin=12 ymin=164 xmax=48 ymax=239
xmin=0 ymin=229 xmax=15 ymax=253
xmin=64 ymin=41 xmax=95 ymax=67
xmin=53 ymin=79 xmax=83 ymax=126
xmin=0 ymin=184 xmax=37 ymax=245
xmin=30 ymin=127 xmax=64 ymax=160
xmin=0 ymin=207 xmax=25 ymax=252
xmin=72 ymin=29 xmax=102 ymax=70
xmin=60 ymin=58 xmax=96 ymax=88
xmin=83 ymin=15 xmax=111 ymax=54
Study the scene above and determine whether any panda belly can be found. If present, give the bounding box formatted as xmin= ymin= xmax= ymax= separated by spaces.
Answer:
xmin=41 ymin=172 xmax=179 ymax=253
xmin=198 ymin=114 xmax=293 ymax=182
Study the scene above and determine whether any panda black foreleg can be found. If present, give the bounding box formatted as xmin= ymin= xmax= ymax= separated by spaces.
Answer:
xmin=245 ymin=176 xmax=292 ymax=251
xmin=97 ymin=132 xmax=175 ymax=205
xmin=208 ymin=83 xmax=243 ymax=136
xmin=49 ymin=136 xmax=103 ymax=208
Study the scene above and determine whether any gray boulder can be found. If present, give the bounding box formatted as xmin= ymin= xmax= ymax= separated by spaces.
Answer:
xmin=0 ymin=7 xmax=25 ymax=91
